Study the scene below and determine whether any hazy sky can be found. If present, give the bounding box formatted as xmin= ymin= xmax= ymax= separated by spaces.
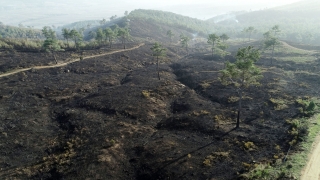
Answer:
xmin=133 ymin=0 xmax=301 ymax=6
xmin=0 ymin=0 xmax=302 ymax=27
xmin=150 ymin=0 xmax=302 ymax=19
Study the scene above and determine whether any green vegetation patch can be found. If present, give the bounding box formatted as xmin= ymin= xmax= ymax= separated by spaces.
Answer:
xmin=269 ymin=97 xmax=291 ymax=111
xmin=240 ymin=114 xmax=320 ymax=179
xmin=273 ymin=42 xmax=317 ymax=63
xmin=286 ymin=114 xmax=320 ymax=178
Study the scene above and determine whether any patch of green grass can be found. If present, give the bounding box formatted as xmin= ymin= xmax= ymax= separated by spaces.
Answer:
xmin=241 ymin=114 xmax=320 ymax=179
xmin=269 ymin=97 xmax=291 ymax=111
xmin=263 ymin=42 xmax=317 ymax=63
xmin=285 ymin=114 xmax=320 ymax=178
xmin=277 ymin=56 xmax=316 ymax=63
xmin=278 ymin=45 xmax=312 ymax=55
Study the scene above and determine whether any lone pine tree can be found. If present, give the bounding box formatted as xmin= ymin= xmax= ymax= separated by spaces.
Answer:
xmin=42 ymin=26 xmax=61 ymax=64
xmin=180 ymin=34 xmax=190 ymax=55
xmin=219 ymin=46 xmax=263 ymax=128
xmin=151 ymin=42 xmax=166 ymax=80
xmin=207 ymin=33 xmax=220 ymax=57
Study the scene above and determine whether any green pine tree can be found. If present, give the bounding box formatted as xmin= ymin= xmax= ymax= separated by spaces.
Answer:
xmin=150 ymin=42 xmax=166 ymax=80
xmin=219 ymin=46 xmax=263 ymax=128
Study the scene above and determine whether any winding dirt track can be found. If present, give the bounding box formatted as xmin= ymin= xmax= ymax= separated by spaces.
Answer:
xmin=301 ymin=136 xmax=320 ymax=180
xmin=0 ymin=43 xmax=145 ymax=78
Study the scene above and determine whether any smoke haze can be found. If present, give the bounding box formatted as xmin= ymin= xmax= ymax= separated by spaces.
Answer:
xmin=0 ymin=0 xmax=301 ymax=28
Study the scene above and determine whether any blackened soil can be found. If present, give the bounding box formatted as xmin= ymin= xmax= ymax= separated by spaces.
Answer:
xmin=0 ymin=39 xmax=319 ymax=180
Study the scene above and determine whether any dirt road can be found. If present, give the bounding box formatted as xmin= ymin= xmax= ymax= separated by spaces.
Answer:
xmin=301 ymin=136 xmax=320 ymax=180
xmin=0 ymin=43 xmax=144 ymax=78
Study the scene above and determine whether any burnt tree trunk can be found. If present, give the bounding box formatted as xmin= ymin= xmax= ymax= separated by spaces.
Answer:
xmin=271 ymin=44 xmax=275 ymax=65
xmin=53 ymin=52 xmax=57 ymax=64
xmin=157 ymin=56 xmax=160 ymax=80
xmin=186 ymin=46 xmax=189 ymax=56
xmin=212 ymin=47 xmax=214 ymax=58
xmin=236 ymin=90 xmax=242 ymax=128
xmin=122 ymin=39 xmax=126 ymax=49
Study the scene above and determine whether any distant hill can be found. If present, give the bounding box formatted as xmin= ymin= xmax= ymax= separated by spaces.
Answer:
xmin=206 ymin=0 xmax=320 ymax=45
xmin=57 ymin=20 xmax=101 ymax=32
xmin=128 ymin=9 xmax=216 ymax=36
xmin=0 ymin=23 xmax=42 ymax=39
xmin=206 ymin=11 xmax=246 ymax=23
xmin=274 ymin=0 xmax=319 ymax=12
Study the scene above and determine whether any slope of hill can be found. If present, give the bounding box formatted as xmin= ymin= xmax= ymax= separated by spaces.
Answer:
xmin=0 ymin=36 xmax=319 ymax=180
xmin=0 ymin=23 xmax=42 ymax=39
xmin=274 ymin=0 xmax=320 ymax=12
xmin=57 ymin=20 xmax=101 ymax=32
xmin=207 ymin=0 xmax=320 ymax=45
xmin=81 ymin=9 xmax=217 ymax=43
xmin=128 ymin=9 xmax=216 ymax=36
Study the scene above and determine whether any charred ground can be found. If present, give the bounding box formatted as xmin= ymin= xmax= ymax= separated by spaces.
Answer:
xmin=0 ymin=19 xmax=320 ymax=180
